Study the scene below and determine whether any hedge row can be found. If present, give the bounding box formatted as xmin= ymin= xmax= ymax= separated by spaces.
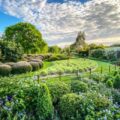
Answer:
xmin=0 ymin=61 xmax=43 ymax=76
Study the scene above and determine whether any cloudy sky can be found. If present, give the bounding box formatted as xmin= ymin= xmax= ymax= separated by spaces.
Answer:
xmin=0 ymin=0 xmax=120 ymax=46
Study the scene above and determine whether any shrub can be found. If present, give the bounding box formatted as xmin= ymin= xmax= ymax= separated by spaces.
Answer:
xmin=0 ymin=40 xmax=23 ymax=62
xmin=30 ymin=59 xmax=43 ymax=68
xmin=47 ymin=54 xmax=68 ymax=61
xmin=47 ymin=81 xmax=71 ymax=105
xmin=5 ymin=62 xmax=15 ymax=66
xmin=112 ymin=89 xmax=120 ymax=104
xmin=106 ymin=79 xmax=113 ymax=88
xmin=40 ymin=70 xmax=48 ymax=76
xmin=113 ymin=74 xmax=120 ymax=89
xmin=12 ymin=61 xmax=32 ymax=74
xmin=90 ymin=49 xmax=105 ymax=59
xmin=0 ymin=64 xmax=12 ymax=76
xmin=0 ymin=83 xmax=53 ymax=120
xmin=59 ymin=93 xmax=82 ymax=120
xmin=71 ymin=81 xmax=88 ymax=93
xmin=24 ymin=83 xmax=53 ymax=120
xmin=29 ymin=62 xmax=40 ymax=71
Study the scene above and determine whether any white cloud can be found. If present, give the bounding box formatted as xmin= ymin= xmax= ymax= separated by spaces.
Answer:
xmin=0 ymin=0 xmax=120 ymax=46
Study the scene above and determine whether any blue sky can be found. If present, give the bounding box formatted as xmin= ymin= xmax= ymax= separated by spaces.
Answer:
xmin=0 ymin=11 xmax=21 ymax=32
xmin=0 ymin=0 xmax=120 ymax=46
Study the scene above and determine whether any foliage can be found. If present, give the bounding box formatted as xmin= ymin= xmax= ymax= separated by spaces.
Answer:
xmin=0 ymin=40 xmax=23 ymax=62
xmin=12 ymin=61 xmax=32 ymax=74
xmin=48 ymin=45 xmax=61 ymax=54
xmin=24 ymin=84 xmax=53 ymax=120
xmin=71 ymin=81 xmax=88 ymax=93
xmin=112 ymin=89 xmax=120 ymax=104
xmin=4 ymin=22 xmax=48 ymax=54
xmin=106 ymin=79 xmax=113 ymax=88
xmin=90 ymin=47 xmax=120 ymax=61
xmin=113 ymin=74 xmax=120 ymax=89
xmin=0 ymin=64 xmax=12 ymax=76
xmin=29 ymin=62 xmax=40 ymax=71
xmin=47 ymin=54 xmax=68 ymax=61
xmin=0 ymin=83 xmax=53 ymax=120
xmin=59 ymin=93 xmax=82 ymax=120
xmin=90 ymin=48 xmax=105 ymax=59
xmin=43 ymin=58 xmax=97 ymax=75
xmin=47 ymin=81 xmax=71 ymax=105
xmin=59 ymin=92 xmax=119 ymax=120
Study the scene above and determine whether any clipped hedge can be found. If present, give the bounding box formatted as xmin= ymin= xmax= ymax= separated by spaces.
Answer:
xmin=0 ymin=64 xmax=12 ymax=76
xmin=47 ymin=81 xmax=71 ymax=105
xmin=12 ymin=61 xmax=32 ymax=74
xmin=30 ymin=59 xmax=43 ymax=68
xmin=29 ymin=62 xmax=40 ymax=71
xmin=71 ymin=81 xmax=88 ymax=93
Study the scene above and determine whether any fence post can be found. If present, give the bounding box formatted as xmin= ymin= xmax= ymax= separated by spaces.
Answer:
xmin=37 ymin=75 xmax=40 ymax=84
xmin=101 ymin=66 xmax=103 ymax=74
xmin=109 ymin=65 xmax=111 ymax=73
xmin=89 ymin=68 xmax=92 ymax=79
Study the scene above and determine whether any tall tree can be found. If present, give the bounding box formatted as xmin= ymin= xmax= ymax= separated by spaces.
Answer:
xmin=4 ymin=22 xmax=48 ymax=54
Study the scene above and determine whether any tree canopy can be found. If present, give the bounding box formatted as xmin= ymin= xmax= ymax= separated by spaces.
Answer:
xmin=4 ymin=22 xmax=48 ymax=54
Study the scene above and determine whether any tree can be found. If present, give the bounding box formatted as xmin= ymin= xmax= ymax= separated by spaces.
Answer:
xmin=0 ymin=40 xmax=23 ymax=62
xmin=48 ymin=45 xmax=61 ymax=54
xmin=4 ymin=22 xmax=48 ymax=54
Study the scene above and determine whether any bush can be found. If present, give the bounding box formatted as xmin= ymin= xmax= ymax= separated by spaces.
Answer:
xmin=29 ymin=62 xmax=40 ymax=71
xmin=30 ymin=59 xmax=43 ymax=68
xmin=0 ymin=40 xmax=23 ymax=62
xmin=59 ymin=93 xmax=82 ymax=120
xmin=5 ymin=62 xmax=15 ymax=67
xmin=112 ymin=89 xmax=120 ymax=104
xmin=90 ymin=49 xmax=105 ymax=59
xmin=0 ymin=83 xmax=53 ymax=120
xmin=71 ymin=81 xmax=88 ymax=93
xmin=0 ymin=64 xmax=12 ymax=76
xmin=24 ymin=83 xmax=53 ymax=120
xmin=47 ymin=81 xmax=71 ymax=105
xmin=40 ymin=70 xmax=48 ymax=76
xmin=12 ymin=61 xmax=32 ymax=74
xmin=113 ymin=74 xmax=120 ymax=89
xmin=106 ymin=79 xmax=113 ymax=88
xmin=47 ymin=54 xmax=68 ymax=61
xmin=59 ymin=92 xmax=112 ymax=120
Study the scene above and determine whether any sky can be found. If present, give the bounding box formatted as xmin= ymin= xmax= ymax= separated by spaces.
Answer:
xmin=0 ymin=0 xmax=120 ymax=46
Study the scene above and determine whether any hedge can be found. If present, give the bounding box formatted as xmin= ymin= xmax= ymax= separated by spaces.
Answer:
xmin=12 ymin=61 xmax=32 ymax=74
xmin=0 ymin=64 xmax=12 ymax=76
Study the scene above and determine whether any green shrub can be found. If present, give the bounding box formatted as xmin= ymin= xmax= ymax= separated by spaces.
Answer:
xmin=0 ymin=83 xmax=53 ymax=120
xmin=24 ymin=83 xmax=53 ymax=120
xmin=71 ymin=81 xmax=88 ymax=93
xmin=29 ymin=62 xmax=40 ymax=71
xmin=12 ymin=61 xmax=32 ymax=74
xmin=112 ymin=89 xmax=120 ymax=104
xmin=59 ymin=93 xmax=82 ymax=120
xmin=90 ymin=49 xmax=105 ymax=59
xmin=47 ymin=81 xmax=71 ymax=105
xmin=47 ymin=54 xmax=68 ymax=61
xmin=113 ymin=74 xmax=120 ymax=89
xmin=0 ymin=64 xmax=12 ymax=76
xmin=40 ymin=70 xmax=48 ymax=76
xmin=106 ymin=79 xmax=113 ymax=88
